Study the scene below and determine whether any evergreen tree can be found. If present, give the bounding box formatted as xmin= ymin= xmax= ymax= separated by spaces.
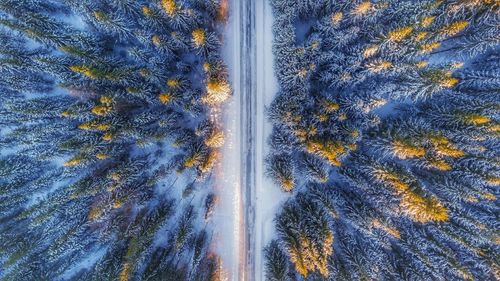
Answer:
xmin=266 ymin=0 xmax=499 ymax=280
xmin=0 ymin=0 xmax=230 ymax=279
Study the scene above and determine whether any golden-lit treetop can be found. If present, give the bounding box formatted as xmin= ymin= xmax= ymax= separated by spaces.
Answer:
xmin=374 ymin=168 xmax=449 ymax=223
xmin=391 ymin=140 xmax=426 ymax=159
xmin=352 ymin=1 xmax=372 ymax=16
xmin=440 ymin=20 xmax=469 ymax=36
xmin=161 ymin=0 xmax=177 ymax=17
xmin=331 ymin=12 xmax=343 ymax=25
xmin=288 ymin=230 xmax=334 ymax=278
xmin=192 ymin=28 xmax=206 ymax=47
xmin=388 ymin=26 xmax=413 ymax=42
xmin=202 ymin=79 xmax=231 ymax=106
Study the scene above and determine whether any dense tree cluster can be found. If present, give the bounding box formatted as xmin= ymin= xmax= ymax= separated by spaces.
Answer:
xmin=0 ymin=0 xmax=229 ymax=280
xmin=266 ymin=0 xmax=499 ymax=280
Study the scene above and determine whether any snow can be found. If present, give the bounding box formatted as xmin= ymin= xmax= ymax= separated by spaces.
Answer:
xmin=212 ymin=1 xmax=287 ymax=280
xmin=58 ymin=14 xmax=86 ymax=31
xmin=212 ymin=0 xmax=244 ymax=279
xmin=254 ymin=1 xmax=288 ymax=280
xmin=57 ymin=247 xmax=107 ymax=280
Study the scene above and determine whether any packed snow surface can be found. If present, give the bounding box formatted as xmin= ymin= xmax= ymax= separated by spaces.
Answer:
xmin=213 ymin=0 xmax=244 ymax=279
xmin=214 ymin=0 xmax=287 ymax=280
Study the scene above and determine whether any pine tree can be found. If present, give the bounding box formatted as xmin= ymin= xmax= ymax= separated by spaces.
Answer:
xmin=266 ymin=0 xmax=499 ymax=280
xmin=0 ymin=0 xmax=229 ymax=279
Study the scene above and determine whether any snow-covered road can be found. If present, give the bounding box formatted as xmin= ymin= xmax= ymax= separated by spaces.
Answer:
xmin=214 ymin=1 xmax=286 ymax=280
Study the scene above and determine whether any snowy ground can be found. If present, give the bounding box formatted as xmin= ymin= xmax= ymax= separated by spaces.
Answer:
xmin=213 ymin=0 xmax=287 ymax=280
xmin=212 ymin=0 xmax=244 ymax=280
xmin=253 ymin=1 xmax=288 ymax=280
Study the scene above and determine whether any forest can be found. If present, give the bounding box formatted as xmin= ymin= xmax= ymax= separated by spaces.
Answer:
xmin=265 ymin=0 xmax=499 ymax=280
xmin=0 ymin=0 xmax=498 ymax=280
xmin=0 ymin=0 xmax=228 ymax=280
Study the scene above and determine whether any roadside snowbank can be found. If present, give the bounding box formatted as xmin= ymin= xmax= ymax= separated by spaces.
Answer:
xmin=254 ymin=1 xmax=288 ymax=280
